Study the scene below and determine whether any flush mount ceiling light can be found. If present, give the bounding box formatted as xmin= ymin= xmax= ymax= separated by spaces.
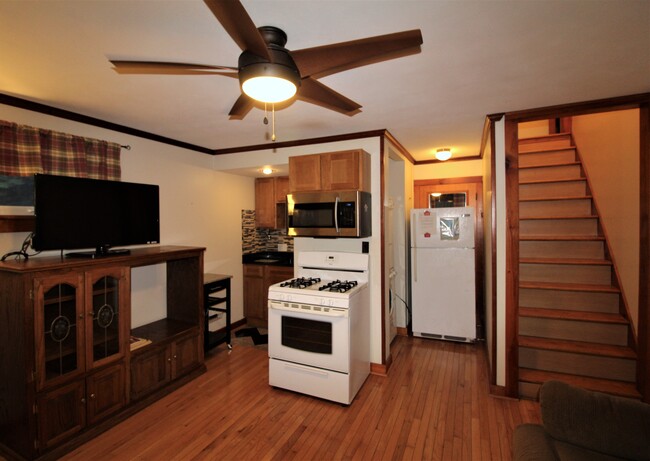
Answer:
xmin=260 ymin=166 xmax=274 ymax=175
xmin=435 ymin=148 xmax=452 ymax=161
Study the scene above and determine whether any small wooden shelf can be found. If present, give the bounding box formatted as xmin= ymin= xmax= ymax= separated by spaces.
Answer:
xmin=204 ymin=273 xmax=232 ymax=351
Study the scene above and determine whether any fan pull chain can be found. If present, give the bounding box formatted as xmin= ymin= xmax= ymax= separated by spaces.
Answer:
xmin=272 ymin=104 xmax=276 ymax=142
xmin=263 ymin=103 xmax=269 ymax=125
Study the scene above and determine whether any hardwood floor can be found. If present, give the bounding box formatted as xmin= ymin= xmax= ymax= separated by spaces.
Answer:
xmin=61 ymin=336 xmax=540 ymax=460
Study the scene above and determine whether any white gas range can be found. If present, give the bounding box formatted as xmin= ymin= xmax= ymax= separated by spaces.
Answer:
xmin=268 ymin=251 xmax=370 ymax=405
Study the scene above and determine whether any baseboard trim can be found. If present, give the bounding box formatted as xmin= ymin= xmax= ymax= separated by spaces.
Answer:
xmin=396 ymin=327 xmax=408 ymax=336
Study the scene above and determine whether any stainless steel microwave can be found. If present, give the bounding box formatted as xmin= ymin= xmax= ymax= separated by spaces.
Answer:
xmin=287 ymin=190 xmax=371 ymax=238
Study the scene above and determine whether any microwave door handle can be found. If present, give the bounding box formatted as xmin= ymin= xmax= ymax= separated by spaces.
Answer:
xmin=334 ymin=196 xmax=340 ymax=234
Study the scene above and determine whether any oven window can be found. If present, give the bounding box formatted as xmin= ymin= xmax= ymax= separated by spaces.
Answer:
xmin=281 ymin=316 xmax=332 ymax=354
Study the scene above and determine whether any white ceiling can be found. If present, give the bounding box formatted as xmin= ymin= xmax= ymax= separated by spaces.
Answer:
xmin=0 ymin=1 xmax=648 ymax=165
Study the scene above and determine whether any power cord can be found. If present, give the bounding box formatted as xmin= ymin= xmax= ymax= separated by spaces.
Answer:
xmin=1 ymin=232 xmax=39 ymax=261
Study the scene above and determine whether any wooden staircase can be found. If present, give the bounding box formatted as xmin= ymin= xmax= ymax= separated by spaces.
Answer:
xmin=517 ymin=132 xmax=640 ymax=400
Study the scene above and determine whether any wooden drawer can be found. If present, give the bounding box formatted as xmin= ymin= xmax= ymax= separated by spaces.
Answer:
xmin=243 ymin=264 xmax=264 ymax=277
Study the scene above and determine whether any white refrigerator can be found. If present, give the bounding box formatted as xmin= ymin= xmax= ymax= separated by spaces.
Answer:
xmin=410 ymin=206 xmax=476 ymax=342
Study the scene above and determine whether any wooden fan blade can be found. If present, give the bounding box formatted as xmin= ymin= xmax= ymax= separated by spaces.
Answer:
xmin=228 ymin=94 xmax=255 ymax=120
xmin=111 ymin=60 xmax=238 ymax=76
xmin=203 ymin=0 xmax=270 ymax=61
xmin=297 ymin=78 xmax=362 ymax=116
xmin=291 ymin=29 xmax=423 ymax=79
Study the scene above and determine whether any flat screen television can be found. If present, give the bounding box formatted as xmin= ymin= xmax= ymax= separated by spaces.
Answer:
xmin=33 ymin=174 xmax=160 ymax=257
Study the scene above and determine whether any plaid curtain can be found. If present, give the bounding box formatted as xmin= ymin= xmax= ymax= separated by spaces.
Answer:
xmin=0 ymin=120 xmax=121 ymax=180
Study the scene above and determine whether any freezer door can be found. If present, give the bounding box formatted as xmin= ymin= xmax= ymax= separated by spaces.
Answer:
xmin=411 ymin=207 xmax=474 ymax=249
xmin=411 ymin=247 xmax=476 ymax=341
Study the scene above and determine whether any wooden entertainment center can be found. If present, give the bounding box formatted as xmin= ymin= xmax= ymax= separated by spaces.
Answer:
xmin=0 ymin=245 xmax=206 ymax=460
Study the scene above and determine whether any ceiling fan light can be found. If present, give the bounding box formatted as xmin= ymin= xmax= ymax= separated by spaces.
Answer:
xmin=242 ymin=76 xmax=297 ymax=103
xmin=435 ymin=148 xmax=452 ymax=161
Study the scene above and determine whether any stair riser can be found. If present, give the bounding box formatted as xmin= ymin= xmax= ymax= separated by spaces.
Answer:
xmin=520 ymin=218 xmax=598 ymax=236
xmin=520 ymin=263 xmax=611 ymax=285
xmin=519 ymin=135 xmax=572 ymax=152
xmin=519 ymin=347 xmax=636 ymax=381
xmin=519 ymin=317 xmax=627 ymax=345
xmin=519 ymin=288 xmax=619 ymax=313
xmin=518 ymin=382 xmax=540 ymax=400
xmin=520 ymin=240 xmax=604 ymax=259
xmin=520 ymin=199 xmax=592 ymax=218
xmin=519 ymin=180 xmax=587 ymax=200
xmin=519 ymin=164 xmax=582 ymax=182
xmin=519 ymin=149 xmax=577 ymax=167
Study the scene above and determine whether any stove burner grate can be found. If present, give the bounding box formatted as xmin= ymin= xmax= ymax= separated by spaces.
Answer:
xmin=318 ymin=280 xmax=359 ymax=293
xmin=280 ymin=277 xmax=321 ymax=289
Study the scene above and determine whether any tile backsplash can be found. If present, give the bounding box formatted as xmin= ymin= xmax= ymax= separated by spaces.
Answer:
xmin=242 ymin=209 xmax=293 ymax=254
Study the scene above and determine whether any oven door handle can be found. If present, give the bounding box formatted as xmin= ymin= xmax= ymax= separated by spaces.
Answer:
xmin=269 ymin=302 xmax=348 ymax=318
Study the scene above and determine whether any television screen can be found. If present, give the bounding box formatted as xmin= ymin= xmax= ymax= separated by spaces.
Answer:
xmin=33 ymin=174 xmax=160 ymax=256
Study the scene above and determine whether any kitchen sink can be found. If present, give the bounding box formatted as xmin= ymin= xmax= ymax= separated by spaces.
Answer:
xmin=242 ymin=251 xmax=293 ymax=266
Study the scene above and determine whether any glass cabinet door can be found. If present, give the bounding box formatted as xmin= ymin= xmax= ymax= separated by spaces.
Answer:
xmin=35 ymin=274 xmax=85 ymax=390
xmin=86 ymin=267 xmax=128 ymax=369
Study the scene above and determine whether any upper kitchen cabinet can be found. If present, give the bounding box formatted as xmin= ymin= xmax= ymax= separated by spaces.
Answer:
xmin=255 ymin=177 xmax=289 ymax=229
xmin=289 ymin=150 xmax=370 ymax=193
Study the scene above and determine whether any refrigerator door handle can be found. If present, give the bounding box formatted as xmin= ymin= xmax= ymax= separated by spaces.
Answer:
xmin=413 ymin=248 xmax=417 ymax=282
xmin=411 ymin=211 xmax=417 ymax=282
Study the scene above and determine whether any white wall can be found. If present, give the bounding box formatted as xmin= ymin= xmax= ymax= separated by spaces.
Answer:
xmin=494 ymin=118 xmax=506 ymax=387
xmin=0 ymin=104 xmax=254 ymax=328
xmin=214 ymin=137 xmax=389 ymax=365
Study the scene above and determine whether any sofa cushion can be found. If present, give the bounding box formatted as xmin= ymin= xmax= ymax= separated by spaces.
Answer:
xmin=513 ymin=424 xmax=559 ymax=461
xmin=540 ymin=381 xmax=650 ymax=460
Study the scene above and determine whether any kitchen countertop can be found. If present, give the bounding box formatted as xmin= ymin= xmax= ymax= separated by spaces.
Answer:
xmin=242 ymin=251 xmax=293 ymax=267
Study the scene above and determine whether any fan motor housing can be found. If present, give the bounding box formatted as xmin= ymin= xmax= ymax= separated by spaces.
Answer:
xmin=238 ymin=26 xmax=301 ymax=92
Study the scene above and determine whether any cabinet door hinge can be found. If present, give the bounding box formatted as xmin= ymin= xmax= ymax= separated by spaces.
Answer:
xmin=33 ymin=403 xmax=38 ymax=415
xmin=29 ymin=289 xmax=33 ymax=300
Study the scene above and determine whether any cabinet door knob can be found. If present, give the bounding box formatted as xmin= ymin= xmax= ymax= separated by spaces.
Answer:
xmin=167 ymin=357 xmax=171 ymax=362
xmin=90 ymin=393 xmax=96 ymax=399
xmin=79 ymin=314 xmax=84 ymax=319
xmin=81 ymin=398 xmax=86 ymax=404
xmin=173 ymin=355 xmax=178 ymax=359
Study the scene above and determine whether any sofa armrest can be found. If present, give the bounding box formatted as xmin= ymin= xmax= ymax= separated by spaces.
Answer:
xmin=540 ymin=381 xmax=650 ymax=460
xmin=513 ymin=424 xmax=559 ymax=461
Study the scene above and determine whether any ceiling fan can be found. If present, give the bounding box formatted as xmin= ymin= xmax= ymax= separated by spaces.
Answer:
xmin=110 ymin=0 xmax=423 ymax=121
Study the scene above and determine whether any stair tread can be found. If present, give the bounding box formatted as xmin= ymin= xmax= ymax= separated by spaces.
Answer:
xmin=519 ymin=161 xmax=581 ymax=170
xmin=520 ymin=215 xmax=598 ymax=220
xmin=519 ymin=177 xmax=586 ymax=185
xmin=520 ymin=281 xmax=619 ymax=293
xmin=520 ymin=257 xmax=611 ymax=266
xmin=520 ymin=195 xmax=592 ymax=202
xmin=519 ymin=368 xmax=641 ymax=399
xmin=519 ymin=306 xmax=628 ymax=324
xmin=520 ymin=235 xmax=605 ymax=241
xmin=519 ymin=133 xmax=572 ymax=142
xmin=519 ymin=335 xmax=636 ymax=358
xmin=519 ymin=146 xmax=577 ymax=155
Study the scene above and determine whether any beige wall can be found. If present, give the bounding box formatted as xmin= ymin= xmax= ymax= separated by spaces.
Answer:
xmin=572 ymin=109 xmax=640 ymax=331
xmin=0 ymin=103 xmax=255 ymax=329
xmin=482 ymin=129 xmax=494 ymax=376
xmin=413 ymin=158 xmax=483 ymax=180
xmin=519 ymin=120 xmax=549 ymax=138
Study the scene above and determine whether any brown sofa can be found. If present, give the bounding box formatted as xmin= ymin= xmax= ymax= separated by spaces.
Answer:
xmin=513 ymin=380 xmax=650 ymax=461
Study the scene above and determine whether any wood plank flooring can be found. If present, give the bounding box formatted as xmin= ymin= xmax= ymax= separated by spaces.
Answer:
xmin=61 ymin=336 xmax=541 ymax=460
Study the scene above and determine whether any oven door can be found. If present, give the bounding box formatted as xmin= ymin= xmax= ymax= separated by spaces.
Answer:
xmin=268 ymin=301 xmax=350 ymax=373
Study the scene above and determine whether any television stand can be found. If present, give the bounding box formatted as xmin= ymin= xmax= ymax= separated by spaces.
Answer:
xmin=66 ymin=247 xmax=131 ymax=258
xmin=0 ymin=245 xmax=206 ymax=460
